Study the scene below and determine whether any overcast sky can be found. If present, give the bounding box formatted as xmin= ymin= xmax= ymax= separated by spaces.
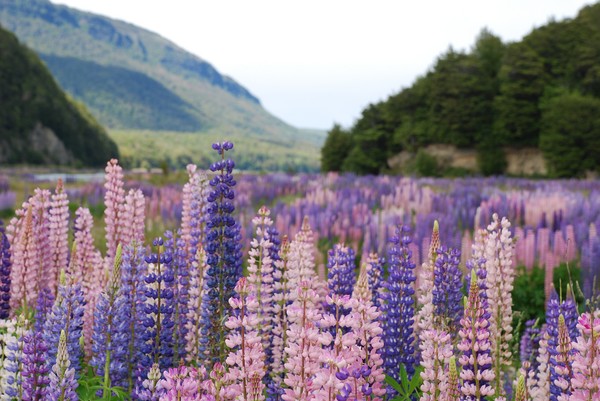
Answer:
xmin=53 ymin=0 xmax=595 ymax=130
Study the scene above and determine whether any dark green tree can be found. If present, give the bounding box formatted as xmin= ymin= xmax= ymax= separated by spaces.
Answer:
xmin=540 ymin=92 xmax=600 ymax=177
xmin=341 ymin=129 xmax=388 ymax=175
xmin=321 ymin=124 xmax=353 ymax=172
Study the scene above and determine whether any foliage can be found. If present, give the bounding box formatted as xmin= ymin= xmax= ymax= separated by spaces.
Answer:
xmin=384 ymin=365 xmax=424 ymax=401
xmin=0 ymin=26 xmax=118 ymax=166
xmin=320 ymin=124 xmax=352 ymax=172
xmin=321 ymin=3 xmax=600 ymax=177
xmin=413 ymin=149 xmax=439 ymax=177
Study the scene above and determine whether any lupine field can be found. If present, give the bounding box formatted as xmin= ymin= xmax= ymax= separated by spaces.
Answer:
xmin=0 ymin=142 xmax=599 ymax=401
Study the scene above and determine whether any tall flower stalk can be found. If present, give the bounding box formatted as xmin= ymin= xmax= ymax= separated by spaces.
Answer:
xmin=0 ymin=221 xmax=11 ymax=319
xmin=47 ymin=330 xmax=77 ymax=401
xmin=200 ymin=141 xmax=243 ymax=365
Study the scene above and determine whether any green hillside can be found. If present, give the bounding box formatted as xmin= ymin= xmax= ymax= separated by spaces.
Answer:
xmin=0 ymin=0 xmax=323 ymax=171
xmin=322 ymin=3 xmax=600 ymax=177
xmin=0 ymin=25 xmax=118 ymax=166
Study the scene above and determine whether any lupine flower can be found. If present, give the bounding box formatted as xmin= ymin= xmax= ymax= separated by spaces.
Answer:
xmin=551 ymin=314 xmax=574 ymax=400
xmin=91 ymin=245 xmax=130 ymax=393
xmin=286 ymin=217 xmax=320 ymax=297
xmin=8 ymin=204 xmax=39 ymax=311
xmin=180 ymin=164 xmax=210 ymax=265
xmin=21 ymin=330 xmax=50 ymax=401
xmin=138 ymin=363 xmax=164 ymax=401
xmin=484 ymin=214 xmax=515 ymax=397
xmin=140 ymin=238 xmax=176 ymax=373
xmin=457 ymin=271 xmax=495 ymax=400
xmin=381 ymin=225 xmax=417 ymax=388
xmin=569 ymin=312 xmax=600 ymax=400
xmin=104 ymin=158 xmax=127 ymax=261
xmin=431 ymin=245 xmax=463 ymax=332
xmin=184 ymin=245 xmax=208 ymax=364
xmin=43 ymin=271 xmax=85 ymax=378
xmin=200 ymin=141 xmax=243 ymax=366
xmin=446 ymin=356 xmax=460 ymax=401
xmin=419 ymin=329 xmax=453 ymax=401
xmin=416 ymin=221 xmax=440 ymax=335
xmin=163 ymin=231 xmax=189 ymax=364
xmin=47 ymin=179 xmax=69 ymax=292
xmin=34 ymin=287 xmax=55 ymax=333
xmin=225 ymin=277 xmax=267 ymax=401
xmin=0 ymin=221 xmax=11 ymax=319
xmin=514 ymin=372 xmax=527 ymax=401
xmin=350 ymin=269 xmax=386 ymax=399
xmin=283 ymin=280 xmax=324 ymax=401
xmin=158 ymin=365 xmax=214 ymax=401
xmin=122 ymin=188 xmax=146 ymax=248
xmin=520 ymin=319 xmax=542 ymax=367
xmin=532 ymin=329 xmax=551 ymax=401
xmin=47 ymin=330 xmax=78 ymax=401
xmin=325 ymin=243 xmax=356 ymax=337
xmin=121 ymin=244 xmax=148 ymax=392
xmin=365 ymin=253 xmax=385 ymax=311
xmin=2 ymin=315 xmax=28 ymax=400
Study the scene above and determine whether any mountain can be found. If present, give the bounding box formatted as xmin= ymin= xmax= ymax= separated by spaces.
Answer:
xmin=321 ymin=3 xmax=600 ymax=177
xmin=0 ymin=0 xmax=323 ymax=171
xmin=0 ymin=24 xmax=118 ymax=166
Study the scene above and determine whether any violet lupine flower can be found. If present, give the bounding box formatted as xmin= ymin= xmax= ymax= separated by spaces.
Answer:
xmin=365 ymin=252 xmax=385 ymax=311
xmin=43 ymin=272 xmax=85 ymax=379
xmin=381 ymin=225 xmax=417 ymax=385
xmin=91 ymin=245 xmax=130 ymax=392
xmin=47 ymin=330 xmax=78 ymax=401
xmin=3 ymin=316 xmax=28 ymax=400
xmin=0 ymin=221 xmax=10 ymax=319
xmin=551 ymin=314 xmax=574 ymax=400
xmin=21 ymin=330 xmax=50 ymax=401
xmin=163 ymin=231 xmax=189 ymax=364
xmin=520 ymin=319 xmax=541 ymax=367
xmin=457 ymin=271 xmax=495 ymax=400
xmin=180 ymin=164 xmax=210 ymax=265
xmin=34 ymin=287 xmax=55 ymax=333
xmin=419 ymin=329 xmax=453 ymax=401
xmin=570 ymin=312 xmax=600 ymax=400
xmin=200 ymin=141 xmax=243 ymax=366
xmin=546 ymin=291 xmax=579 ymax=401
xmin=140 ymin=237 xmax=176 ymax=372
xmin=225 ymin=277 xmax=266 ymax=401
xmin=137 ymin=363 xmax=164 ymax=401
xmin=325 ymin=243 xmax=356 ymax=337
xmin=0 ymin=318 xmax=19 ymax=400
xmin=121 ymin=244 xmax=148 ymax=392
xmin=431 ymin=245 xmax=463 ymax=331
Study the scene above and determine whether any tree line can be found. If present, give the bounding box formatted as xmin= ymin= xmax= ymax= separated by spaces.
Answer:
xmin=322 ymin=3 xmax=600 ymax=177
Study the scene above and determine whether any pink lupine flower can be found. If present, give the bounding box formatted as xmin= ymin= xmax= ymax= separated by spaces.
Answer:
xmin=158 ymin=365 xmax=214 ymax=401
xmin=484 ymin=214 xmax=515 ymax=397
xmin=122 ymin=188 xmax=146 ymax=248
xmin=532 ymin=329 xmax=551 ymax=401
xmin=416 ymin=221 xmax=440 ymax=334
xmin=283 ymin=280 xmax=324 ymax=401
xmin=184 ymin=246 xmax=208 ymax=364
xmin=419 ymin=329 xmax=453 ymax=401
xmin=225 ymin=277 xmax=266 ymax=401
xmin=270 ymin=236 xmax=290 ymax=392
xmin=568 ymin=313 xmax=599 ymax=401
xmin=47 ymin=179 xmax=69 ymax=291
xmin=104 ymin=158 xmax=126 ymax=261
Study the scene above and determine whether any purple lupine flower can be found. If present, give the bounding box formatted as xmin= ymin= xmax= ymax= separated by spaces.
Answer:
xmin=90 ymin=245 xmax=130 ymax=392
xmin=365 ymin=252 xmax=385 ymax=311
xmin=457 ymin=271 xmax=495 ymax=400
xmin=0 ymin=220 xmax=11 ymax=319
xmin=140 ymin=237 xmax=176 ymax=372
xmin=47 ymin=330 xmax=78 ymax=401
xmin=381 ymin=225 xmax=417 ymax=388
xmin=121 ymin=244 xmax=147 ymax=392
xmin=325 ymin=243 xmax=356 ymax=337
xmin=432 ymin=245 xmax=463 ymax=332
xmin=520 ymin=319 xmax=541 ymax=368
xmin=163 ymin=231 xmax=189 ymax=364
xmin=34 ymin=287 xmax=55 ymax=333
xmin=21 ymin=330 xmax=50 ymax=401
xmin=200 ymin=141 xmax=243 ymax=366
xmin=43 ymin=272 xmax=85 ymax=379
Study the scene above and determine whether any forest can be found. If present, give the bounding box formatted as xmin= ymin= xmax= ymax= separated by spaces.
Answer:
xmin=321 ymin=3 xmax=600 ymax=177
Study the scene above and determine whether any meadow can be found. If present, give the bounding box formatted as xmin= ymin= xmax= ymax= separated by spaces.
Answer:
xmin=0 ymin=141 xmax=599 ymax=401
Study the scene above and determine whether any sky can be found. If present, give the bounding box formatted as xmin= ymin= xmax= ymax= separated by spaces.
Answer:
xmin=53 ymin=0 xmax=595 ymax=130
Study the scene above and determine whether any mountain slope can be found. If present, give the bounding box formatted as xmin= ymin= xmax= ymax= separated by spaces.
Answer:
xmin=0 ymin=0 xmax=323 ymax=170
xmin=0 ymin=24 xmax=118 ymax=166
